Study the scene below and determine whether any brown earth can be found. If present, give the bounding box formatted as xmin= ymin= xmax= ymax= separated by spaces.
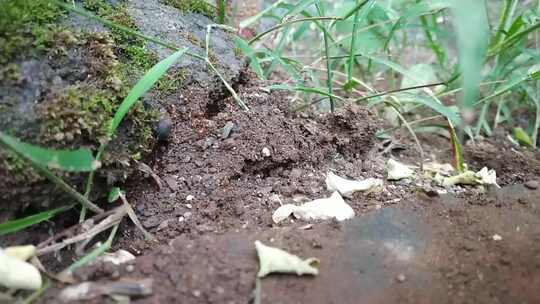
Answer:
xmin=7 ymin=71 xmax=534 ymax=303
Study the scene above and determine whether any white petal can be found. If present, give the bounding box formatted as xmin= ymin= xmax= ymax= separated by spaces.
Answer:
xmin=387 ymin=159 xmax=415 ymax=180
xmin=423 ymin=162 xmax=454 ymax=176
xmin=325 ymin=172 xmax=383 ymax=197
xmin=4 ymin=245 xmax=36 ymax=261
xmin=440 ymin=167 xmax=499 ymax=188
xmin=292 ymin=192 xmax=354 ymax=221
xmin=272 ymin=192 xmax=355 ymax=223
xmin=98 ymin=249 xmax=136 ymax=265
xmin=255 ymin=241 xmax=319 ymax=277
xmin=0 ymin=249 xmax=42 ymax=290
xmin=272 ymin=204 xmax=299 ymax=224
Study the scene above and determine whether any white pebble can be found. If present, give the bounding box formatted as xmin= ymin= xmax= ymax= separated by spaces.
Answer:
xmin=262 ymin=147 xmax=271 ymax=157
xmin=492 ymin=234 xmax=502 ymax=241
xmin=186 ymin=195 xmax=194 ymax=201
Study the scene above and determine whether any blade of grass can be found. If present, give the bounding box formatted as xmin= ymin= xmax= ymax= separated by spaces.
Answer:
xmin=345 ymin=0 xmax=376 ymax=92
xmin=490 ymin=0 xmax=519 ymax=50
xmin=0 ymin=132 xmax=99 ymax=172
xmin=108 ymin=49 xmax=187 ymax=137
xmin=0 ymin=139 xmax=103 ymax=214
xmin=0 ymin=205 xmax=73 ymax=236
xmin=217 ymin=0 xmax=226 ymax=24
xmin=82 ymin=48 xmax=188 ymax=220
xmin=234 ymin=37 xmax=265 ymax=79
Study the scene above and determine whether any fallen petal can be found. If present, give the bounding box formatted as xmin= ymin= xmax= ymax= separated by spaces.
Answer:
xmin=387 ymin=159 xmax=414 ymax=180
xmin=440 ymin=167 xmax=499 ymax=188
xmin=98 ymin=249 xmax=136 ymax=265
xmin=292 ymin=192 xmax=355 ymax=222
xmin=255 ymin=240 xmax=319 ymax=278
xmin=4 ymin=245 xmax=36 ymax=261
xmin=0 ymin=249 xmax=42 ymax=290
xmin=272 ymin=192 xmax=355 ymax=223
xmin=423 ymin=162 xmax=454 ymax=176
xmin=325 ymin=172 xmax=383 ymax=197
xmin=272 ymin=204 xmax=298 ymax=224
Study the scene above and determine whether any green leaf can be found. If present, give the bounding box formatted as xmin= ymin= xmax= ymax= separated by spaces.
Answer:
xmin=108 ymin=48 xmax=187 ymax=138
xmin=0 ymin=206 xmax=72 ymax=236
xmin=234 ymin=36 xmax=265 ymax=79
xmin=107 ymin=187 xmax=123 ymax=203
xmin=513 ymin=127 xmax=534 ymax=147
xmin=0 ymin=131 xmax=99 ymax=172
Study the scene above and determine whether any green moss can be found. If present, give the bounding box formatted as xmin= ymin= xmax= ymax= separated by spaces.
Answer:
xmin=156 ymin=69 xmax=187 ymax=94
xmin=161 ymin=0 xmax=216 ymax=20
xmin=0 ymin=0 xmax=64 ymax=64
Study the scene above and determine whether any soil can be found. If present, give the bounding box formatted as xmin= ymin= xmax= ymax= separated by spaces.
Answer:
xmin=3 ymin=3 xmax=540 ymax=302
xmin=3 ymin=69 xmax=533 ymax=303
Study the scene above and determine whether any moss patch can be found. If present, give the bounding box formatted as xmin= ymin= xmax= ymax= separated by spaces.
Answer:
xmin=0 ymin=0 xmax=65 ymax=64
xmin=161 ymin=0 xmax=216 ymax=20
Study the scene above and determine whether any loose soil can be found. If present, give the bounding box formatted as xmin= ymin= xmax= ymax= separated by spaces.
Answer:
xmin=6 ymin=71 xmax=533 ymax=303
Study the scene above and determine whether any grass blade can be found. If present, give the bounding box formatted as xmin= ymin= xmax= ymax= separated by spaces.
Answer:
xmin=108 ymin=48 xmax=187 ymax=137
xmin=217 ymin=0 xmax=226 ymax=24
xmin=346 ymin=0 xmax=376 ymax=91
xmin=234 ymin=37 xmax=265 ymax=79
xmin=0 ymin=132 xmax=99 ymax=172
xmin=0 ymin=205 xmax=73 ymax=236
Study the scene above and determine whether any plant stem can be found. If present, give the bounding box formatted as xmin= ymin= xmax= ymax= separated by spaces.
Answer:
xmin=316 ymin=2 xmax=335 ymax=113
xmin=248 ymin=16 xmax=342 ymax=45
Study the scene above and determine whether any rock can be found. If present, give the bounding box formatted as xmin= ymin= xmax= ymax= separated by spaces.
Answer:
xmin=143 ymin=215 xmax=161 ymax=229
xmin=524 ymin=180 xmax=539 ymax=190
xmin=126 ymin=0 xmax=243 ymax=94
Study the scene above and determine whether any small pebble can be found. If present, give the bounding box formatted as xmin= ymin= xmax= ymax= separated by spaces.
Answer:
xmin=262 ymin=147 xmax=271 ymax=157
xmin=186 ymin=195 xmax=194 ymax=201
xmin=525 ymin=180 xmax=539 ymax=190
xmin=396 ymin=274 xmax=406 ymax=283
xmin=492 ymin=234 xmax=503 ymax=241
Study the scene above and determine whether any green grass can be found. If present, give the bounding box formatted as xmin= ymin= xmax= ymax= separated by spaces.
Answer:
xmin=234 ymin=0 xmax=540 ymax=168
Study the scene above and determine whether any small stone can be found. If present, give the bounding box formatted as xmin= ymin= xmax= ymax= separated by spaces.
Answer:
xmin=185 ymin=203 xmax=192 ymax=209
xmin=396 ymin=274 xmax=406 ymax=282
xmin=492 ymin=234 xmax=503 ymax=241
xmin=221 ymin=121 xmax=234 ymax=139
xmin=261 ymin=147 xmax=271 ymax=157
xmin=142 ymin=215 xmax=161 ymax=229
xmin=192 ymin=290 xmax=201 ymax=297
xmin=186 ymin=195 xmax=194 ymax=201
xmin=525 ymin=180 xmax=539 ymax=190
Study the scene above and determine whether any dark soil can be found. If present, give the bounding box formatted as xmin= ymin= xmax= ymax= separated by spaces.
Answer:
xmin=13 ymin=71 xmax=536 ymax=303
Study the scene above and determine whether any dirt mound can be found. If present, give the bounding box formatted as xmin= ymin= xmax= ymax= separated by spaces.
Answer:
xmin=122 ymin=77 xmax=379 ymax=246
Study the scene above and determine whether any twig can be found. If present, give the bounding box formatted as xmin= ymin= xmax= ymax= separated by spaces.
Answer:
xmin=36 ymin=206 xmax=126 ymax=256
